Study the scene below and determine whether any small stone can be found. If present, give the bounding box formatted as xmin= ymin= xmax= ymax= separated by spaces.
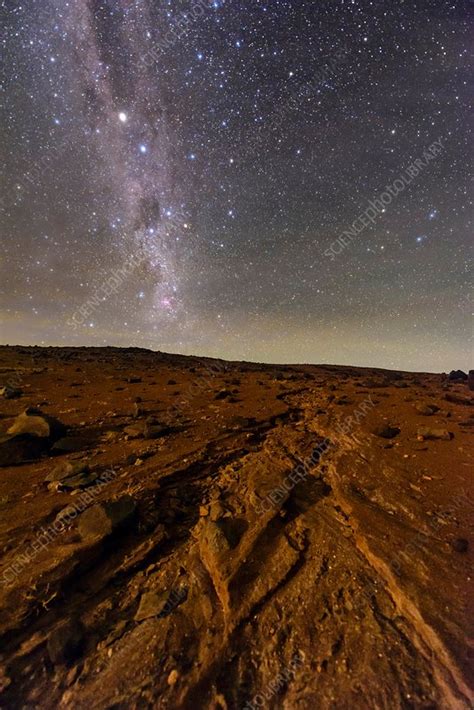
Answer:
xmin=417 ymin=427 xmax=452 ymax=441
xmin=0 ymin=385 xmax=22 ymax=399
xmin=372 ymin=426 xmax=400 ymax=439
xmin=45 ymin=460 xmax=89 ymax=483
xmin=51 ymin=436 xmax=96 ymax=454
xmin=451 ymin=538 xmax=468 ymax=553
xmin=167 ymin=670 xmax=179 ymax=686
xmin=143 ymin=423 xmax=170 ymax=440
xmin=414 ymin=403 xmax=435 ymax=416
xmin=214 ymin=389 xmax=232 ymax=400
xmin=0 ymin=665 xmax=11 ymax=692
xmin=134 ymin=591 xmax=169 ymax=621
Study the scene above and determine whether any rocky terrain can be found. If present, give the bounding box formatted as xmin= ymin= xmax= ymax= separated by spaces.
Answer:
xmin=0 ymin=345 xmax=472 ymax=709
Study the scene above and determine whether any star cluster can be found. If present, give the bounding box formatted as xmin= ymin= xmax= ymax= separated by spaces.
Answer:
xmin=1 ymin=0 xmax=472 ymax=370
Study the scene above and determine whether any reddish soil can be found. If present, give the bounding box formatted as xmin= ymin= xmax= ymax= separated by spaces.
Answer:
xmin=0 ymin=346 xmax=472 ymax=709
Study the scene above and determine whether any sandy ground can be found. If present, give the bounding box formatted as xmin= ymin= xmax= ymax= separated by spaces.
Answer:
xmin=0 ymin=346 xmax=472 ymax=709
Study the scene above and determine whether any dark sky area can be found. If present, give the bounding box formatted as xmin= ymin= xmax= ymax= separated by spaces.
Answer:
xmin=1 ymin=0 xmax=472 ymax=370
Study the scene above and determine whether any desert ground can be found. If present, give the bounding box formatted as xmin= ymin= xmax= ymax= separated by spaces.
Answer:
xmin=0 ymin=346 xmax=472 ymax=709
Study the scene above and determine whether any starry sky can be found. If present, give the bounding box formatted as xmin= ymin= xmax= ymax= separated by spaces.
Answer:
xmin=1 ymin=0 xmax=472 ymax=371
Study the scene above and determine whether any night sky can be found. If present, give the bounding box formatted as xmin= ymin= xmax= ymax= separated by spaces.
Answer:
xmin=1 ymin=0 xmax=472 ymax=371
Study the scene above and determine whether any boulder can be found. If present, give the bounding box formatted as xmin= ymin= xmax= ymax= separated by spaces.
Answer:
xmin=448 ymin=370 xmax=468 ymax=381
xmin=469 ymin=371 xmax=474 ymax=392
xmin=7 ymin=408 xmax=66 ymax=441
xmin=78 ymin=496 xmax=136 ymax=540
xmin=1 ymin=409 xmax=67 ymax=466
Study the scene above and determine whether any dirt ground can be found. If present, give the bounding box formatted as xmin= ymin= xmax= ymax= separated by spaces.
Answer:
xmin=0 ymin=345 xmax=472 ymax=709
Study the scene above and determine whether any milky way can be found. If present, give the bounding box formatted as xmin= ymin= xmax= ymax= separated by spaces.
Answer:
xmin=1 ymin=0 xmax=472 ymax=370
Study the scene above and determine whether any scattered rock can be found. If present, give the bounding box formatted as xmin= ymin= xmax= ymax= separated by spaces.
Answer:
xmin=47 ymin=619 xmax=84 ymax=666
xmin=372 ymin=425 xmax=400 ymax=439
xmin=78 ymin=496 xmax=137 ymax=540
xmin=417 ymin=427 xmax=452 ymax=441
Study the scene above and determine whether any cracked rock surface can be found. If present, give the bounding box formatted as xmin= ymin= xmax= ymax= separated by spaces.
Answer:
xmin=0 ymin=346 xmax=472 ymax=709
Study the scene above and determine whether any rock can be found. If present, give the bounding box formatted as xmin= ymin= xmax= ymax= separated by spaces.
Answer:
xmin=445 ymin=393 xmax=472 ymax=406
xmin=7 ymin=408 xmax=67 ymax=441
xmin=469 ymin=371 xmax=474 ymax=392
xmin=123 ymin=424 xmax=144 ymax=439
xmin=143 ymin=423 xmax=170 ymax=440
xmin=45 ymin=461 xmax=96 ymax=489
xmin=45 ymin=460 xmax=89 ymax=483
xmin=47 ymin=619 xmax=84 ymax=665
xmin=417 ymin=427 xmax=452 ymax=441
xmin=51 ymin=436 xmax=97 ymax=454
xmin=167 ymin=670 xmax=179 ymax=686
xmin=209 ymin=501 xmax=226 ymax=522
xmin=214 ymin=389 xmax=233 ymax=401
xmin=78 ymin=496 xmax=137 ymax=540
xmin=0 ymin=665 xmax=11 ymax=692
xmin=414 ymin=403 xmax=435 ymax=416
xmin=0 ymin=385 xmax=22 ymax=399
xmin=372 ymin=426 xmax=400 ymax=439
xmin=448 ymin=370 xmax=468 ymax=381
xmin=127 ymin=377 xmax=142 ymax=384
xmin=0 ymin=434 xmax=49 ymax=466
xmin=134 ymin=591 xmax=168 ymax=621
xmin=451 ymin=538 xmax=468 ymax=553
